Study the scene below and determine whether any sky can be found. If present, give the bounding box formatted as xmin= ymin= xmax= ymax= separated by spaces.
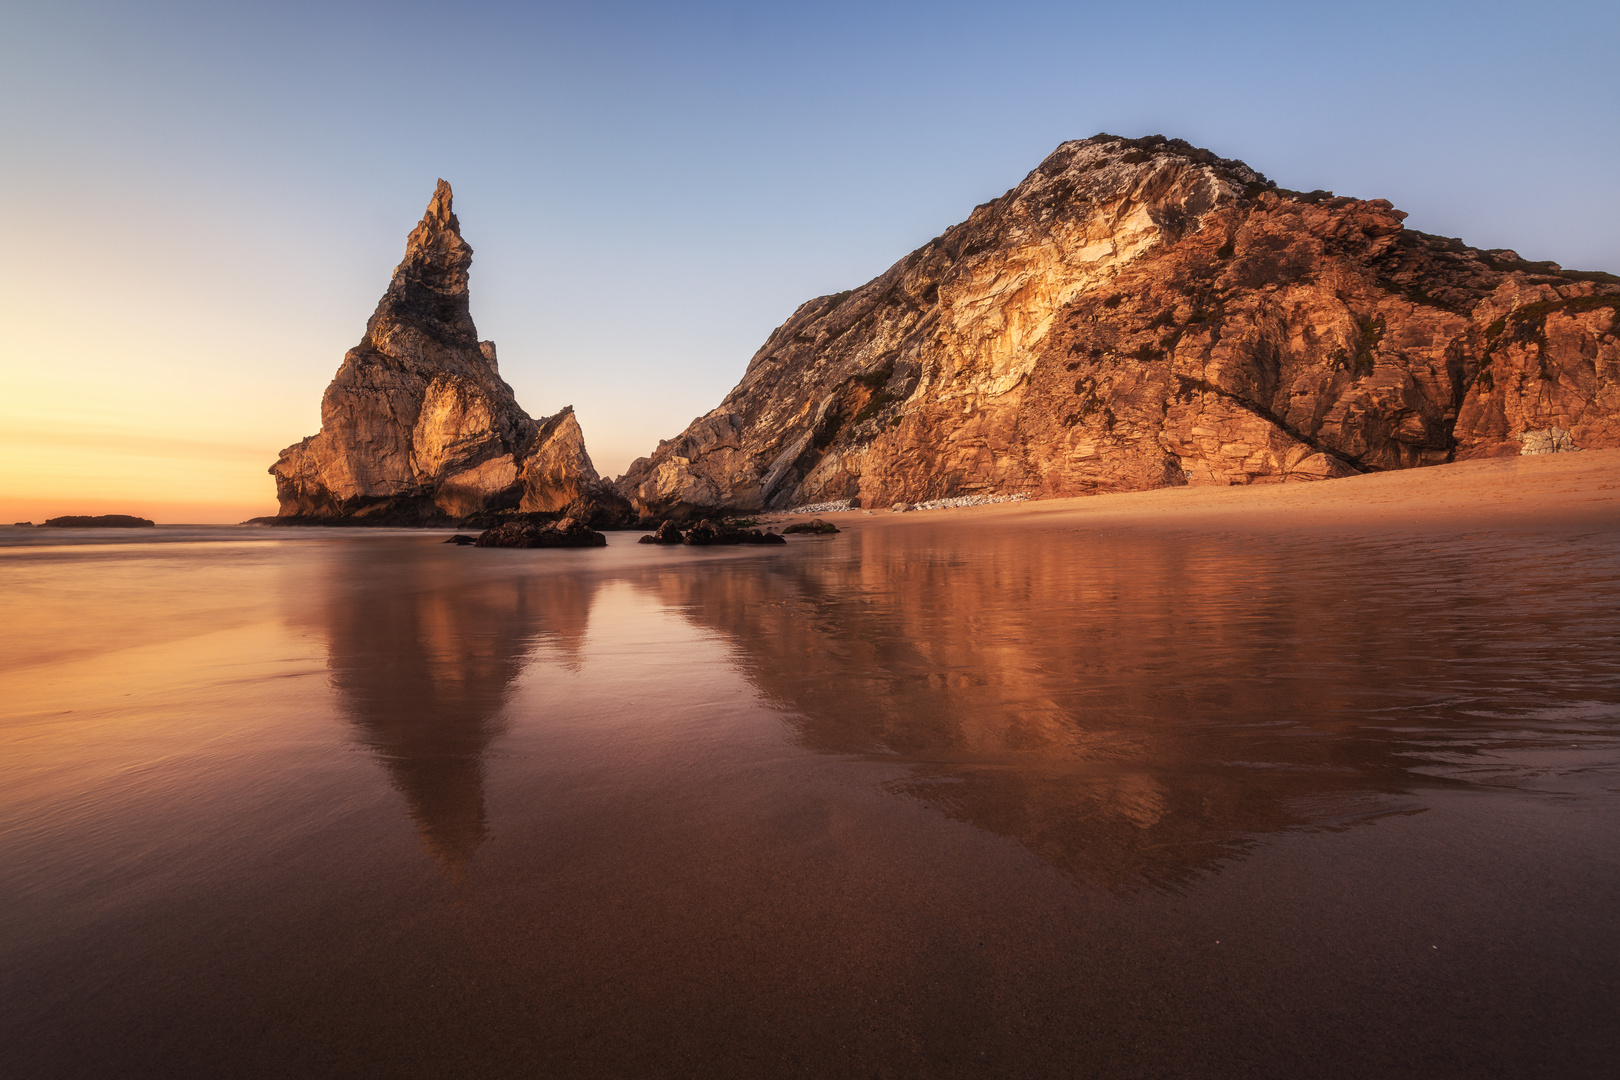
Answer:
xmin=2 ymin=0 xmax=1616 ymax=523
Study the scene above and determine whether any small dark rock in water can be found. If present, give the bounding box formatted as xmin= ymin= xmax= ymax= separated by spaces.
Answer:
xmin=43 ymin=515 xmax=156 ymax=528
xmin=684 ymin=520 xmax=787 ymax=545
xmin=640 ymin=520 xmax=786 ymax=545
xmin=444 ymin=534 xmax=478 ymax=545
xmin=720 ymin=529 xmax=785 ymax=545
xmin=638 ymin=520 xmax=686 ymax=545
xmin=544 ymin=517 xmax=609 ymax=548
xmin=473 ymin=517 xmax=606 ymax=549
xmin=782 ymin=518 xmax=840 ymax=535
xmin=637 ymin=519 xmax=788 ymax=547
xmin=559 ymin=488 xmax=637 ymax=531
xmin=682 ymin=519 xmax=722 ymax=546
xmin=12 ymin=521 xmax=34 ymax=527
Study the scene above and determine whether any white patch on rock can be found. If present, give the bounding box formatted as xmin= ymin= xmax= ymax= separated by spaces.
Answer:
xmin=1520 ymin=427 xmax=1578 ymax=455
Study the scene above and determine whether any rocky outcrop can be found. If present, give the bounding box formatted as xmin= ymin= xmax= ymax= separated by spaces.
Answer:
xmin=679 ymin=520 xmax=785 ymax=546
xmin=619 ymin=135 xmax=1620 ymax=517
xmin=472 ymin=517 xmax=606 ymax=548
xmin=636 ymin=519 xmax=786 ymax=546
xmin=269 ymin=181 xmax=622 ymax=524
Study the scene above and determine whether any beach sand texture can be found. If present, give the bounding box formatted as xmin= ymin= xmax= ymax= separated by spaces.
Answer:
xmin=773 ymin=447 xmax=1620 ymax=533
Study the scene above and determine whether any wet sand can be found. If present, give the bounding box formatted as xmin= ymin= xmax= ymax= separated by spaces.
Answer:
xmin=3 ymin=455 xmax=1619 ymax=1079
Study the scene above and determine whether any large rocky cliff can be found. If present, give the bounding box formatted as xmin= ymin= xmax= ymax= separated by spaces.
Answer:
xmin=619 ymin=135 xmax=1620 ymax=517
xmin=270 ymin=181 xmax=623 ymax=524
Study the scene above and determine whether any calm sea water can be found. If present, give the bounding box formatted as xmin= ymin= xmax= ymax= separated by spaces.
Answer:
xmin=2 ymin=519 xmax=1618 ymax=1078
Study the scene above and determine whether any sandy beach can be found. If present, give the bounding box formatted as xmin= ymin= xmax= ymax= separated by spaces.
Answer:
xmin=769 ymin=449 xmax=1620 ymax=534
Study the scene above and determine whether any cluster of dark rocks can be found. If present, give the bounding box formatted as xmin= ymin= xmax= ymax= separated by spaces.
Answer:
xmin=443 ymin=515 xmax=842 ymax=549
xmin=638 ymin=519 xmax=786 ymax=546
xmin=443 ymin=516 xmax=607 ymax=548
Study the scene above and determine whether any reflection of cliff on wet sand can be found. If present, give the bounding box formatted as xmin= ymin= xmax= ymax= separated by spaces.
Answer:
xmin=636 ymin=525 xmax=1593 ymax=891
xmin=318 ymin=546 xmax=597 ymax=872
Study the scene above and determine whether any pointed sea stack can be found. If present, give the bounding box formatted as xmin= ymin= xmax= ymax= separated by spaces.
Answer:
xmin=618 ymin=135 xmax=1620 ymax=517
xmin=270 ymin=181 xmax=626 ymax=525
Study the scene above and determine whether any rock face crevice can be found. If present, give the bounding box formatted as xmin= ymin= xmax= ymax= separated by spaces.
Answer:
xmin=270 ymin=181 xmax=626 ymax=525
xmin=618 ymin=135 xmax=1620 ymax=517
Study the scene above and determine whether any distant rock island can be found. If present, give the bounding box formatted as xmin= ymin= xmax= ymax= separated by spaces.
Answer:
xmin=264 ymin=181 xmax=629 ymax=527
xmin=41 ymin=515 xmax=156 ymax=528
xmin=620 ymin=134 xmax=1620 ymax=518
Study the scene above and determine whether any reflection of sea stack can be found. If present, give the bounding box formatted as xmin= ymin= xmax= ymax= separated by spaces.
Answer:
xmin=637 ymin=529 xmax=1429 ymax=891
xmin=268 ymin=180 xmax=627 ymax=525
xmin=319 ymin=548 xmax=600 ymax=873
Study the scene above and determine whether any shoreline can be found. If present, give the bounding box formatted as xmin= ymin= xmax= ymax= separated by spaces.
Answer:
xmin=11 ymin=450 xmax=1613 ymax=537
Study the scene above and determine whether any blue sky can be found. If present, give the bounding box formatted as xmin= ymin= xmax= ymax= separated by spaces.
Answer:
xmin=2 ymin=0 xmax=1616 ymax=518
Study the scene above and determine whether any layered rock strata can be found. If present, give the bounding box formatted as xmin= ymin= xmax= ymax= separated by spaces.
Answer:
xmin=619 ymin=135 xmax=1620 ymax=517
xmin=270 ymin=181 xmax=625 ymax=525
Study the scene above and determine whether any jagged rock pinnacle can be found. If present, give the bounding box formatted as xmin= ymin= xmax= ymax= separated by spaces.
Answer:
xmin=269 ymin=181 xmax=630 ymax=525
xmin=361 ymin=179 xmax=477 ymax=351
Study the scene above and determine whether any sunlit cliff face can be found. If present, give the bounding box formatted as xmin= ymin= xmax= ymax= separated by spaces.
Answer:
xmin=620 ymin=135 xmax=1620 ymax=521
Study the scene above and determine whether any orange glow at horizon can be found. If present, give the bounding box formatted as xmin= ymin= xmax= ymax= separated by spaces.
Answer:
xmin=0 ymin=422 xmax=280 ymax=523
xmin=0 ymin=190 xmax=341 ymax=525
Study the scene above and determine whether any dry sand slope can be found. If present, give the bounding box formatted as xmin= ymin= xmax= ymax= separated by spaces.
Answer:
xmin=773 ymin=449 xmax=1620 ymax=534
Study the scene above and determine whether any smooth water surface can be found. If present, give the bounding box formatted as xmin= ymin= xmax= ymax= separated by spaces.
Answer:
xmin=3 ymin=521 xmax=1618 ymax=1078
